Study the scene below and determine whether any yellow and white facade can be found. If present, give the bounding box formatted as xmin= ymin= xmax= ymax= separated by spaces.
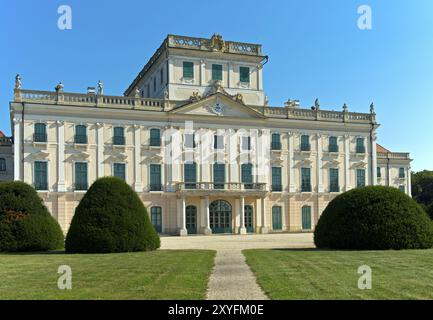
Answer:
xmin=9 ymin=34 xmax=412 ymax=235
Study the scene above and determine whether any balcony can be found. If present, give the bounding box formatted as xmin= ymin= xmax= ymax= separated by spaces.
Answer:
xmin=149 ymin=184 xmax=163 ymax=191
xmin=176 ymin=182 xmax=267 ymax=195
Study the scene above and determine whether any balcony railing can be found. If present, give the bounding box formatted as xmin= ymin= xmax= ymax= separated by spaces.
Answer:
xmin=149 ymin=184 xmax=162 ymax=191
xmin=176 ymin=182 xmax=267 ymax=192
xmin=34 ymin=181 xmax=48 ymax=191
xmin=271 ymin=185 xmax=283 ymax=192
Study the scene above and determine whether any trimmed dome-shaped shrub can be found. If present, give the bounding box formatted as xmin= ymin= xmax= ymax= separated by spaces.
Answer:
xmin=0 ymin=181 xmax=64 ymax=252
xmin=314 ymin=186 xmax=433 ymax=250
xmin=65 ymin=177 xmax=160 ymax=253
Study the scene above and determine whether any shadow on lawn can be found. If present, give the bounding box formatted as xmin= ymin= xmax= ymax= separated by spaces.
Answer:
xmin=2 ymin=250 xmax=67 ymax=256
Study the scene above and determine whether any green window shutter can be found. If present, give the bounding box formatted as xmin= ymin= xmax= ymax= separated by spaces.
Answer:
xmin=399 ymin=168 xmax=405 ymax=178
xmin=377 ymin=167 xmax=381 ymax=178
xmin=213 ymin=163 xmax=225 ymax=189
xmin=272 ymin=206 xmax=282 ymax=230
xmin=150 ymin=128 xmax=161 ymax=146
xmin=302 ymin=206 xmax=312 ymax=230
xmin=75 ymin=162 xmax=88 ymax=191
xmin=75 ymin=125 xmax=87 ymax=144
xmin=0 ymin=158 xmax=5 ymax=171
xmin=151 ymin=206 xmax=162 ymax=233
xmin=357 ymin=169 xmax=365 ymax=187
xmin=399 ymin=185 xmax=405 ymax=192
xmin=272 ymin=167 xmax=282 ymax=191
xmin=184 ymin=163 xmax=197 ymax=189
xmin=356 ymin=137 xmax=365 ymax=153
xmin=241 ymin=164 xmax=253 ymax=183
xmin=113 ymin=163 xmax=126 ymax=181
xmin=212 ymin=64 xmax=222 ymax=81
xmin=301 ymin=168 xmax=311 ymax=192
xmin=34 ymin=161 xmax=48 ymax=190
xmin=301 ymin=135 xmax=310 ymax=151
xmin=183 ymin=61 xmax=194 ymax=79
xmin=150 ymin=164 xmax=161 ymax=191
xmin=240 ymin=67 xmax=250 ymax=83
xmin=34 ymin=123 xmax=47 ymax=142
xmin=113 ymin=127 xmax=125 ymax=145
xmin=329 ymin=168 xmax=339 ymax=192
xmin=329 ymin=136 xmax=338 ymax=152
xmin=271 ymin=133 xmax=281 ymax=150
xmin=214 ymin=135 xmax=223 ymax=149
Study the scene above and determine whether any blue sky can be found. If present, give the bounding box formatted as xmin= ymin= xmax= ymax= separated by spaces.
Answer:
xmin=1 ymin=0 xmax=432 ymax=171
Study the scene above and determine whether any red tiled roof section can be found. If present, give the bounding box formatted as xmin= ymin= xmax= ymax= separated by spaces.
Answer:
xmin=376 ymin=143 xmax=391 ymax=153
xmin=0 ymin=130 xmax=5 ymax=138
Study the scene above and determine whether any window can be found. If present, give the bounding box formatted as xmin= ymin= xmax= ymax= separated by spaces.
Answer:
xmin=214 ymin=135 xmax=224 ymax=149
xmin=329 ymin=168 xmax=339 ymax=192
xmin=34 ymin=161 xmax=48 ymax=190
xmin=399 ymin=168 xmax=405 ymax=179
xmin=34 ymin=123 xmax=47 ymax=142
xmin=356 ymin=137 xmax=365 ymax=153
xmin=239 ymin=66 xmax=250 ymax=83
xmin=272 ymin=206 xmax=282 ymax=230
xmin=302 ymin=206 xmax=312 ymax=230
xmin=399 ymin=185 xmax=405 ymax=193
xmin=150 ymin=164 xmax=162 ymax=191
xmin=184 ymin=134 xmax=196 ymax=148
xmin=153 ymin=77 xmax=156 ymax=92
xmin=74 ymin=125 xmax=87 ymax=144
xmin=0 ymin=158 xmax=5 ymax=172
xmin=147 ymin=84 xmax=150 ymax=98
xmin=150 ymin=128 xmax=161 ymax=147
xmin=151 ymin=206 xmax=162 ymax=233
xmin=242 ymin=136 xmax=251 ymax=151
xmin=241 ymin=163 xmax=253 ymax=189
xmin=160 ymin=68 xmax=164 ymax=84
xmin=212 ymin=64 xmax=222 ymax=81
xmin=183 ymin=61 xmax=194 ymax=79
xmin=75 ymin=162 xmax=88 ymax=191
xmin=271 ymin=133 xmax=281 ymax=150
xmin=300 ymin=135 xmax=310 ymax=151
xmin=356 ymin=168 xmax=366 ymax=188
xmin=329 ymin=136 xmax=338 ymax=152
xmin=213 ymin=163 xmax=225 ymax=189
xmin=272 ymin=167 xmax=282 ymax=192
xmin=184 ymin=162 xmax=197 ymax=189
xmin=377 ymin=167 xmax=381 ymax=178
xmin=113 ymin=127 xmax=125 ymax=145
xmin=113 ymin=163 xmax=126 ymax=181
xmin=301 ymin=168 xmax=311 ymax=192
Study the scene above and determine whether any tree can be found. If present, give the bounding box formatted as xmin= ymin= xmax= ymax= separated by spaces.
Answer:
xmin=412 ymin=170 xmax=433 ymax=207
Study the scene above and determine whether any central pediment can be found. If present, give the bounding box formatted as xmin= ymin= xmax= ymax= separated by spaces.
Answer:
xmin=169 ymin=92 xmax=266 ymax=119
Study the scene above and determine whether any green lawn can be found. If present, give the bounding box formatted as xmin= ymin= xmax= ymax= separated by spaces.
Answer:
xmin=0 ymin=250 xmax=215 ymax=300
xmin=244 ymin=249 xmax=433 ymax=300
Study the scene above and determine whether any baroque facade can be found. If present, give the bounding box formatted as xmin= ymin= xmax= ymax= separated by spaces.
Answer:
xmin=9 ymin=34 xmax=412 ymax=235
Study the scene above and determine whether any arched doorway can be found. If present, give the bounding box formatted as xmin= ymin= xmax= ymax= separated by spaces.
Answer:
xmin=244 ymin=205 xmax=254 ymax=233
xmin=186 ymin=205 xmax=197 ymax=234
xmin=209 ymin=200 xmax=232 ymax=234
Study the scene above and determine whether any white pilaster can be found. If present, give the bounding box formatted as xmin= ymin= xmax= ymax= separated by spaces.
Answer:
xmin=239 ymin=196 xmax=246 ymax=234
xmin=133 ymin=125 xmax=142 ymax=191
xmin=179 ymin=197 xmax=187 ymax=236
xmin=344 ymin=134 xmax=350 ymax=191
xmin=96 ymin=123 xmax=104 ymax=178
xmin=407 ymin=167 xmax=412 ymax=197
xmin=202 ymin=196 xmax=212 ymax=235
xmin=13 ymin=118 xmax=21 ymax=181
xmin=57 ymin=121 xmax=66 ymax=192
xmin=316 ymin=133 xmax=323 ymax=193
xmin=199 ymin=60 xmax=205 ymax=87
xmin=288 ymin=132 xmax=295 ymax=193
xmin=260 ymin=197 xmax=269 ymax=234
xmin=371 ymin=132 xmax=378 ymax=185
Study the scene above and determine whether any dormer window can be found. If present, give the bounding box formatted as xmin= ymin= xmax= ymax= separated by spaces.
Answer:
xmin=183 ymin=61 xmax=194 ymax=79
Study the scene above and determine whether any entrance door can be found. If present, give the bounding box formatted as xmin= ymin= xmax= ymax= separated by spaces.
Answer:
xmin=210 ymin=200 xmax=232 ymax=233
xmin=302 ymin=206 xmax=312 ymax=230
xmin=244 ymin=205 xmax=254 ymax=233
xmin=272 ymin=206 xmax=282 ymax=231
xmin=186 ymin=205 xmax=197 ymax=234
xmin=151 ymin=206 xmax=162 ymax=233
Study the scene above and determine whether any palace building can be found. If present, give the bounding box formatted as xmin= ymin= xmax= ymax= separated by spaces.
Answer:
xmin=8 ymin=34 xmax=412 ymax=235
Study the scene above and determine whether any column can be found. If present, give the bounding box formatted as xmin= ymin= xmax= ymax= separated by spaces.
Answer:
xmin=133 ymin=125 xmax=142 ymax=192
xmin=57 ymin=121 xmax=66 ymax=192
xmin=316 ymin=133 xmax=323 ymax=193
xmin=239 ymin=196 xmax=246 ymax=234
xmin=13 ymin=118 xmax=21 ymax=181
xmin=344 ymin=134 xmax=350 ymax=191
xmin=288 ymin=132 xmax=295 ymax=193
xmin=407 ymin=166 xmax=412 ymax=197
xmin=227 ymin=62 xmax=233 ymax=88
xmin=371 ymin=132 xmax=378 ymax=185
xmin=260 ymin=197 xmax=269 ymax=234
xmin=199 ymin=60 xmax=205 ymax=86
xmin=96 ymin=123 xmax=104 ymax=178
xmin=201 ymin=196 xmax=212 ymax=235
xmin=179 ymin=197 xmax=187 ymax=236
